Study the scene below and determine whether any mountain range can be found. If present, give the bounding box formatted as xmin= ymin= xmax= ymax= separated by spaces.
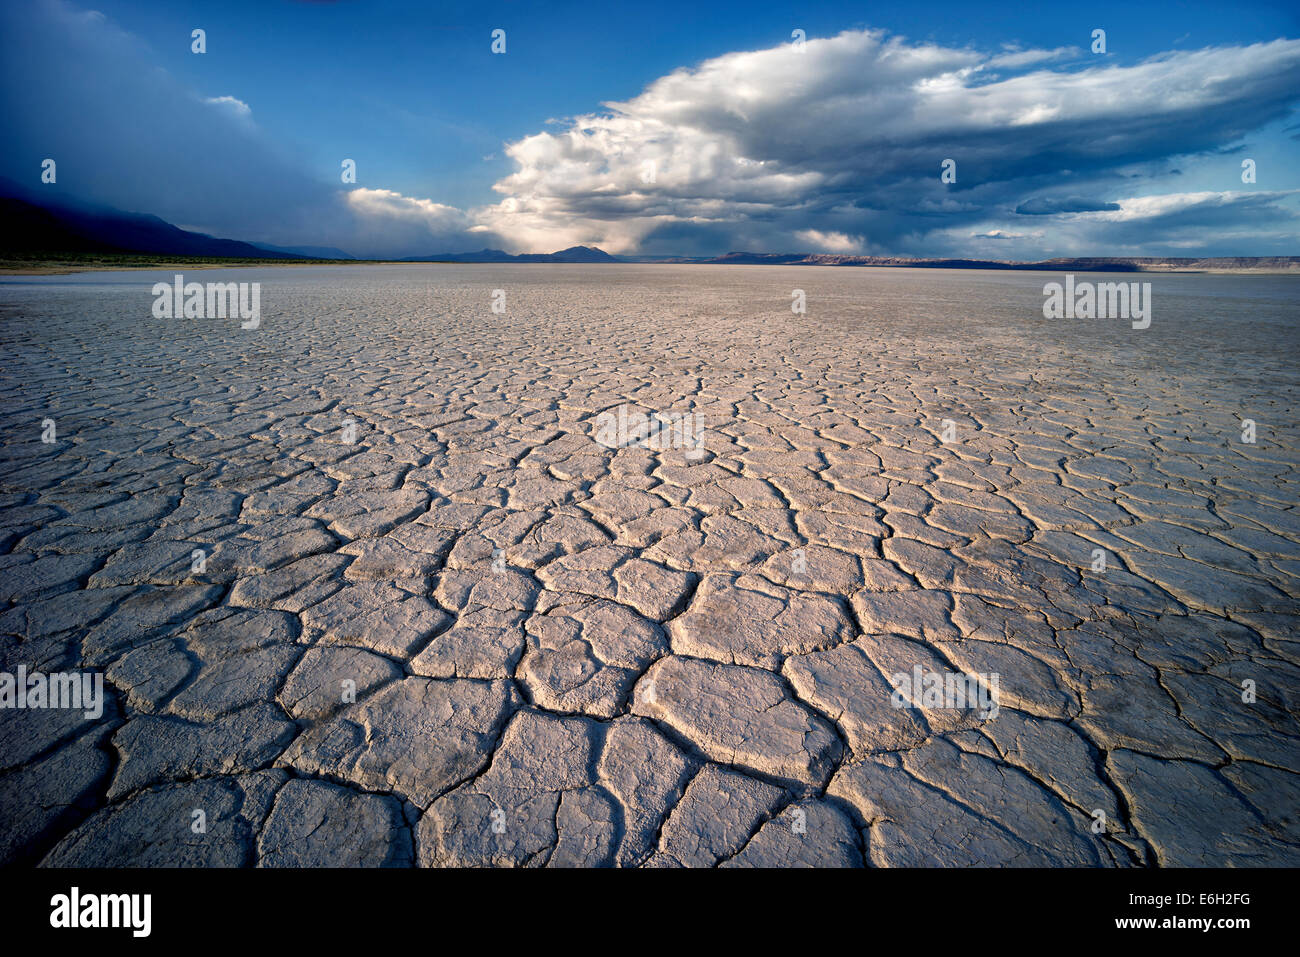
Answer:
xmin=671 ymin=252 xmax=1300 ymax=271
xmin=400 ymin=246 xmax=619 ymax=264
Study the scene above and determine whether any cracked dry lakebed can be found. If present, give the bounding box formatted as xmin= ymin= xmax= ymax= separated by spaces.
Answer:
xmin=0 ymin=263 xmax=1297 ymax=868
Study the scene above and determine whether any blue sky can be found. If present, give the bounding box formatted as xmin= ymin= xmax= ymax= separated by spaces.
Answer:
xmin=3 ymin=0 xmax=1299 ymax=257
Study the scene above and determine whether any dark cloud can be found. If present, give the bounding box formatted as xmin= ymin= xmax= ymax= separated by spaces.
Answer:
xmin=1016 ymin=197 xmax=1123 ymax=215
xmin=481 ymin=30 xmax=1300 ymax=255
xmin=0 ymin=0 xmax=501 ymax=257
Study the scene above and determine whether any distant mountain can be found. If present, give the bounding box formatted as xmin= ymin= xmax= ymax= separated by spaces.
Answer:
xmin=251 ymin=242 xmax=354 ymax=260
xmin=547 ymin=245 xmax=619 ymax=263
xmin=675 ymin=251 xmax=1300 ymax=272
xmin=401 ymin=248 xmax=517 ymax=263
xmin=403 ymin=244 xmax=619 ymax=263
xmin=0 ymin=183 xmax=304 ymax=260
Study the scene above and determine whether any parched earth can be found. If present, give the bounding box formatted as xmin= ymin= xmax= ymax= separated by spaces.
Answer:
xmin=1 ymin=264 xmax=1297 ymax=867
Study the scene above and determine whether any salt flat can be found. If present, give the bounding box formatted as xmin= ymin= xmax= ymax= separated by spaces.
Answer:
xmin=1 ymin=263 xmax=1297 ymax=867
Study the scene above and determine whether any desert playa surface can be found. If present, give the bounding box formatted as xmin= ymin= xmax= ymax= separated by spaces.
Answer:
xmin=1 ymin=263 xmax=1297 ymax=867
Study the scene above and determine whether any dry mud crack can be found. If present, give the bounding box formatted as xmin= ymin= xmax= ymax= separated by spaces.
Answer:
xmin=1 ymin=264 xmax=1297 ymax=867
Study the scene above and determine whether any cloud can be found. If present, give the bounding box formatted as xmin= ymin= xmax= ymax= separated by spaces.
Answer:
xmin=203 ymin=96 xmax=252 ymax=119
xmin=0 ymin=0 xmax=336 ymax=245
xmin=1081 ymin=189 xmax=1299 ymax=222
xmin=345 ymin=187 xmax=470 ymax=229
xmin=795 ymin=229 xmax=865 ymax=253
xmin=1015 ymin=196 xmax=1122 ymax=215
xmin=341 ymin=187 xmax=499 ymax=257
xmin=985 ymin=47 xmax=1080 ymax=70
xmin=483 ymin=29 xmax=1300 ymax=255
xmin=0 ymin=0 xmax=498 ymax=257
xmin=955 ymin=190 xmax=1298 ymax=256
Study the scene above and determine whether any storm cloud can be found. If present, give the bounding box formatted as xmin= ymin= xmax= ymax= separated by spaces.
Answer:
xmin=477 ymin=29 xmax=1300 ymax=255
